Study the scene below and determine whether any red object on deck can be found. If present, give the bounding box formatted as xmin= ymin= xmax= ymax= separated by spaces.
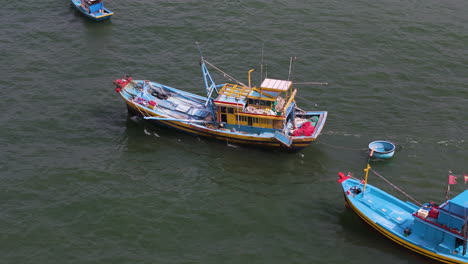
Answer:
xmin=292 ymin=122 xmax=315 ymax=136
xmin=428 ymin=207 xmax=440 ymax=218
xmin=337 ymin=172 xmax=351 ymax=183
xmin=113 ymin=77 xmax=132 ymax=89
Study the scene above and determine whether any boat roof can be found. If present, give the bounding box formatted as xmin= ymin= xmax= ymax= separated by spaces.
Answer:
xmin=247 ymin=89 xmax=279 ymax=101
xmin=260 ymin=78 xmax=292 ymax=92
xmin=214 ymin=83 xmax=252 ymax=107
xmin=441 ymin=190 xmax=468 ymax=218
xmin=450 ymin=190 xmax=468 ymax=210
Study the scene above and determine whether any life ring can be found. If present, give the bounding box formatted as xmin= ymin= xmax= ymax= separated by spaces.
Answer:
xmin=157 ymin=93 xmax=169 ymax=100
xmin=152 ymin=91 xmax=168 ymax=100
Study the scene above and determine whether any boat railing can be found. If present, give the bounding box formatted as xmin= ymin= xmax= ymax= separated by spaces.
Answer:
xmin=413 ymin=213 xmax=466 ymax=238
xmin=438 ymin=206 xmax=467 ymax=220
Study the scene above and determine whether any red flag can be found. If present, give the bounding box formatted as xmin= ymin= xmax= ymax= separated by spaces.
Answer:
xmin=464 ymin=174 xmax=468 ymax=184
xmin=448 ymin=175 xmax=457 ymax=185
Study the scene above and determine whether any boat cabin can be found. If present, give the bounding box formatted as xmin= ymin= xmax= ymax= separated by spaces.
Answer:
xmin=438 ymin=190 xmax=468 ymax=230
xmin=412 ymin=190 xmax=468 ymax=255
xmin=213 ymin=78 xmax=297 ymax=132
xmin=80 ymin=0 xmax=104 ymax=13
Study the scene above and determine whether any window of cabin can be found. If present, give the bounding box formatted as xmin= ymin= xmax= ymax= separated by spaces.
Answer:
xmin=228 ymin=108 xmax=234 ymax=114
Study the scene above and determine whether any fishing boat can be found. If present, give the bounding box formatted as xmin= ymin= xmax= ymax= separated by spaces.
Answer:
xmin=337 ymin=165 xmax=468 ymax=263
xmin=71 ymin=0 xmax=113 ymax=21
xmin=113 ymin=57 xmax=327 ymax=151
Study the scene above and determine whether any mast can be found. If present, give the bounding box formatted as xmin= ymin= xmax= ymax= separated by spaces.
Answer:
xmin=287 ymin=56 xmax=296 ymax=81
xmin=201 ymin=60 xmax=218 ymax=103
xmin=463 ymin=218 xmax=467 ymax=256
xmin=363 ymin=148 xmax=375 ymax=193
xmin=260 ymin=43 xmax=264 ymax=84
xmin=196 ymin=43 xmax=218 ymax=106
xmin=463 ymin=201 xmax=467 ymax=255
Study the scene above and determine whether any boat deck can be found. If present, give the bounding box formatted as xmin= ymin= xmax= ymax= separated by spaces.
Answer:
xmin=342 ymin=179 xmax=417 ymax=231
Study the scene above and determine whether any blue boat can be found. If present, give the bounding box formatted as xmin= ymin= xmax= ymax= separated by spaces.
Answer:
xmin=337 ymin=168 xmax=467 ymax=263
xmin=113 ymin=57 xmax=327 ymax=151
xmin=71 ymin=0 xmax=113 ymax=21
xmin=368 ymin=140 xmax=395 ymax=158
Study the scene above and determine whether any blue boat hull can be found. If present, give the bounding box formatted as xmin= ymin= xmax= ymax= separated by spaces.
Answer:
xmin=339 ymin=177 xmax=467 ymax=264
xmin=71 ymin=0 xmax=113 ymax=21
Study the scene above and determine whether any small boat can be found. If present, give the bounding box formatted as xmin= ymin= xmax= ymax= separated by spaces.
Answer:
xmin=71 ymin=0 xmax=113 ymax=21
xmin=113 ymin=57 xmax=327 ymax=151
xmin=337 ymin=167 xmax=468 ymax=263
xmin=368 ymin=140 xmax=395 ymax=159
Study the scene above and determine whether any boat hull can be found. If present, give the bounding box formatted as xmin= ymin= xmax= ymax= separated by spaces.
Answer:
xmin=71 ymin=0 xmax=113 ymax=21
xmin=125 ymin=100 xmax=317 ymax=151
xmin=339 ymin=178 xmax=467 ymax=264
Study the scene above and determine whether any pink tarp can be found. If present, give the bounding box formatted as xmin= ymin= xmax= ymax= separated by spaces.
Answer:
xmin=292 ymin=122 xmax=315 ymax=137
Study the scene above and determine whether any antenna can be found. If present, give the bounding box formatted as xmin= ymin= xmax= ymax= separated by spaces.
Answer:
xmin=288 ymin=56 xmax=297 ymax=81
xmin=260 ymin=43 xmax=264 ymax=84
xmin=195 ymin=42 xmax=204 ymax=62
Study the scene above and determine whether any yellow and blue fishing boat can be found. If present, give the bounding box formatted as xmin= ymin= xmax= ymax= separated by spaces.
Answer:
xmin=113 ymin=57 xmax=327 ymax=151
xmin=71 ymin=0 xmax=113 ymax=21
xmin=337 ymin=165 xmax=468 ymax=263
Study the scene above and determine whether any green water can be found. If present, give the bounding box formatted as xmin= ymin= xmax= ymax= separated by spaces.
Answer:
xmin=1 ymin=0 xmax=467 ymax=263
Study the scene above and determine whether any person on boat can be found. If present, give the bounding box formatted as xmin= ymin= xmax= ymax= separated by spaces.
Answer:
xmin=80 ymin=0 xmax=101 ymax=13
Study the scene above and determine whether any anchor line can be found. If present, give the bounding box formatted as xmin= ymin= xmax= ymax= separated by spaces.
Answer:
xmin=317 ymin=141 xmax=367 ymax=151
xmin=370 ymin=168 xmax=422 ymax=206
xmin=294 ymin=95 xmax=324 ymax=107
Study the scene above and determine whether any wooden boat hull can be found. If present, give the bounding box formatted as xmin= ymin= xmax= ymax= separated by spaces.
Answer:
xmin=125 ymin=100 xmax=319 ymax=151
xmin=339 ymin=177 xmax=467 ymax=264
xmin=71 ymin=0 xmax=113 ymax=21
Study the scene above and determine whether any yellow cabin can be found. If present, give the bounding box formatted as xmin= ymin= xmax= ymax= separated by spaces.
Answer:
xmin=213 ymin=78 xmax=297 ymax=130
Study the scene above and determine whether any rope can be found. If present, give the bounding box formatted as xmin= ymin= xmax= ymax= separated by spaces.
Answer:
xmin=317 ymin=141 xmax=367 ymax=151
xmin=370 ymin=168 xmax=422 ymax=206
xmin=204 ymin=60 xmax=248 ymax=87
